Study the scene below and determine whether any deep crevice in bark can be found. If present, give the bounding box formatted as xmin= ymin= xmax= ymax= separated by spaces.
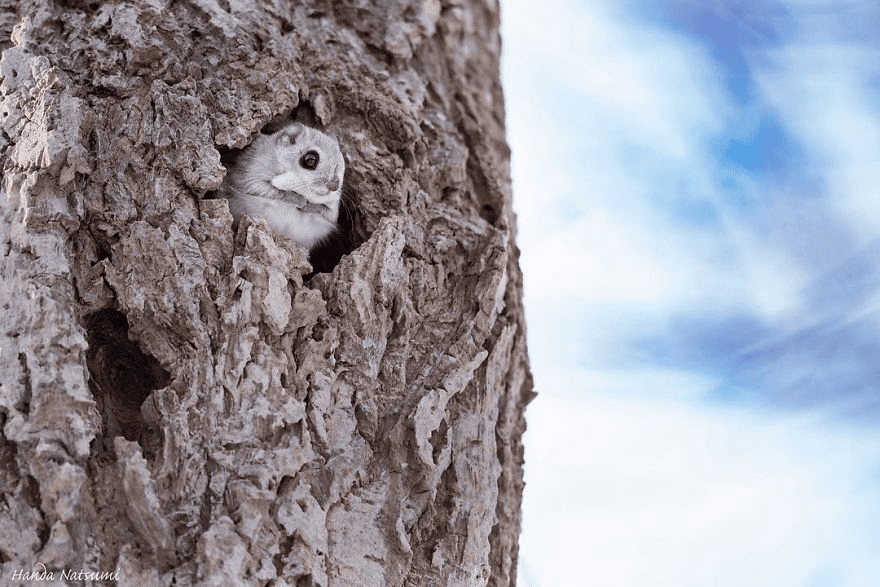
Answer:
xmin=84 ymin=308 xmax=170 ymax=458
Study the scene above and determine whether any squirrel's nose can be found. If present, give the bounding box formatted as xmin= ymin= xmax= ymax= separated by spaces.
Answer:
xmin=326 ymin=178 xmax=340 ymax=192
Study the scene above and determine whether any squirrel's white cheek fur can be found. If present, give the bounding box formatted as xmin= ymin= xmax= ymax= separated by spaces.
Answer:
xmin=271 ymin=171 xmax=301 ymax=191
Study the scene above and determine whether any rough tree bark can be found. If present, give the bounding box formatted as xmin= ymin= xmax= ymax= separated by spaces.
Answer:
xmin=0 ymin=1 xmax=533 ymax=585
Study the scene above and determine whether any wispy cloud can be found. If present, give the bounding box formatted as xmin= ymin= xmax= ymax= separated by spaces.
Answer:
xmin=754 ymin=43 xmax=880 ymax=243
xmin=505 ymin=0 xmax=811 ymax=320
xmin=503 ymin=0 xmax=880 ymax=583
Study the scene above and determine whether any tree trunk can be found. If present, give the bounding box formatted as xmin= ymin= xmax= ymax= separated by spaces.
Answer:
xmin=0 ymin=1 xmax=532 ymax=585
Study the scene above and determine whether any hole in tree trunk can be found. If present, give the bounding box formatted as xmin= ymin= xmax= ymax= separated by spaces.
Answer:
xmin=208 ymin=102 xmax=370 ymax=276
xmin=84 ymin=309 xmax=171 ymax=459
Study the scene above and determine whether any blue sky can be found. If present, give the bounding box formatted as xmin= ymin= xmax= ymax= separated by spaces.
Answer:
xmin=501 ymin=0 xmax=880 ymax=584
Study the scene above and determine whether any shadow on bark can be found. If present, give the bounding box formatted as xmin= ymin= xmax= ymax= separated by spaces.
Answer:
xmin=85 ymin=308 xmax=170 ymax=461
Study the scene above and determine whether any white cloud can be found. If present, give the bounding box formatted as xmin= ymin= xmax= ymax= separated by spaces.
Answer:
xmin=520 ymin=208 xmax=672 ymax=305
xmin=504 ymin=0 xmax=730 ymax=161
xmin=754 ymin=43 xmax=880 ymax=243
xmin=503 ymin=0 xmax=810 ymax=320
xmin=531 ymin=364 xmax=721 ymax=403
xmin=518 ymin=202 xmax=807 ymax=318
xmin=519 ymin=392 xmax=880 ymax=587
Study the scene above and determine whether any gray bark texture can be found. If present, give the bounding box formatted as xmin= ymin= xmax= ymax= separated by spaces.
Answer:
xmin=0 ymin=0 xmax=533 ymax=585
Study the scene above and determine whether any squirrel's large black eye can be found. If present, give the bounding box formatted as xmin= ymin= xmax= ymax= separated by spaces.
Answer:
xmin=300 ymin=150 xmax=319 ymax=170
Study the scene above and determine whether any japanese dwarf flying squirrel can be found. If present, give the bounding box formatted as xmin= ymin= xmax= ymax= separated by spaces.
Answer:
xmin=219 ymin=123 xmax=344 ymax=251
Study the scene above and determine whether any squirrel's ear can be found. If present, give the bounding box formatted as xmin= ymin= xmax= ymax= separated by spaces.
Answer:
xmin=277 ymin=123 xmax=303 ymax=145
